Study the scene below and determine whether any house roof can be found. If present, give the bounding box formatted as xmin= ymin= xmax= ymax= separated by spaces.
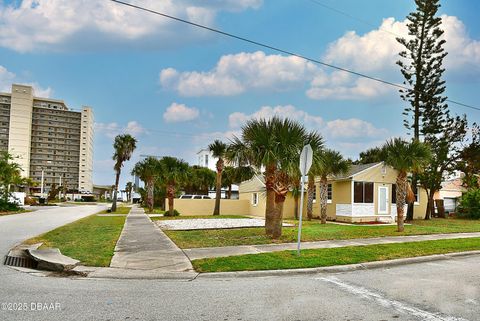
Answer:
xmin=331 ymin=162 xmax=383 ymax=180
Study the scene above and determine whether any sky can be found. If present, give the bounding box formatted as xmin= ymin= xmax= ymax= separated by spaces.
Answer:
xmin=0 ymin=0 xmax=479 ymax=187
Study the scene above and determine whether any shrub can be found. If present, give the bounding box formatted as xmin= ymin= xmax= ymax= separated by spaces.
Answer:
xmin=0 ymin=200 xmax=21 ymax=212
xmin=458 ymin=189 xmax=480 ymax=219
xmin=164 ymin=209 xmax=180 ymax=217
xmin=24 ymin=196 xmax=38 ymax=206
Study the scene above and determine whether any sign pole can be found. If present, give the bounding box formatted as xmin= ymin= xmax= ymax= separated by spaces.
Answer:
xmin=297 ymin=144 xmax=313 ymax=256
xmin=297 ymin=173 xmax=306 ymax=255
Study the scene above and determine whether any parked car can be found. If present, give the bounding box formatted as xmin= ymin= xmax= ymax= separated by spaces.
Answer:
xmin=179 ymin=194 xmax=211 ymax=199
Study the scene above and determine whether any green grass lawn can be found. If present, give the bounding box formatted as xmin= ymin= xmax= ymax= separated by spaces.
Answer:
xmin=151 ymin=215 xmax=251 ymax=221
xmin=192 ymin=237 xmax=480 ymax=272
xmin=97 ymin=206 xmax=131 ymax=215
xmin=25 ymin=214 xmax=126 ymax=267
xmin=165 ymin=218 xmax=480 ymax=249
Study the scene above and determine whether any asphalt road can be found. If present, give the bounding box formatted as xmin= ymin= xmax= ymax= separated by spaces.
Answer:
xmin=1 ymin=206 xmax=479 ymax=321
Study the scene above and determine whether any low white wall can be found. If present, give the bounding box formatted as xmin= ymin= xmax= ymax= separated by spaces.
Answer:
xmin=9 ymin=192 xmax=25 ymax=205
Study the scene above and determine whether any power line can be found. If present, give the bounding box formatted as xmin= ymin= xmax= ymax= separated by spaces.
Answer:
xmin=307 ymin=0 xmax=398 ymax=37
xmin=109 ymin=0 xmax=480 ymax=112
xmin=306 ymin=0 xmax=480 ymax=74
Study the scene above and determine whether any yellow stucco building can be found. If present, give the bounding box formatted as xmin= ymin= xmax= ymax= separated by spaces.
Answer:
xmin=239 ymin=162 xmax=428 ymax=223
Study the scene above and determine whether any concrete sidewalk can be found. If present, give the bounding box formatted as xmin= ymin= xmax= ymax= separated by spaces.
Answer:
xmin=184 ymin=232 xmax=480 ymax=260
xmin=106 ymin=206 xmax=193 ymax=273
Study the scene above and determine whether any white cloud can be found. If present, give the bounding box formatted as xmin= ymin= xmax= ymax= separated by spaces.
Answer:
xmin=229 ymin=105 xmax=324 ymax=129
xmin=324 ymin=15 xmax=480 ymax=73
xmin=0 ymin=65 xmax=52 ymax=97
xmin=95 ymin=120 xmax=146 ymax=139
xmin=125 ymin=121 xmax=146 ymax=136
xmin=227 ymin=104 xmax=387 ymax=140
xmin=159 ymin=15 xmax=479 ymax=101
xmin=324 ymin=118 xmax=388 ymax=139
xmin=308 ymin=14 xmax=480 ymax=100
xmin=0 ymin=0 xmax=262 ymax=52
xmin=0 ymin=66 xmax=16 ymax=91
xmin=307 ymin=72 xmax=394 ymax=100
xmin=159 ymin=51 xmax=318 ymax=96
xmin=163 ymin=103 xmax=200 ymax=123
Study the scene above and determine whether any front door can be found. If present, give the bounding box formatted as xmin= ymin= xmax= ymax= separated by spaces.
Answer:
xmin=378 ymin=186 xmax=388 ymax=214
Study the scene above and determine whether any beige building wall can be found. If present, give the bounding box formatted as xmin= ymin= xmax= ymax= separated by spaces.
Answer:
xmin=79 ymin=107 xmax=94 ymax=192
xmin=8 ymin=84 xmax=34 ymax=176
xmin=413 ymin=188 xmax=428 ymax=219
xmin=170 ymin=199 xmax=250 ymax=216
xmin=322 ymin=180 xmax=352 ymax=219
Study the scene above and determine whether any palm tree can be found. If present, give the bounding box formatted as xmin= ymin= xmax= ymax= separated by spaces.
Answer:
xmin=227 ymin=118 xmax=278 ymax=236
xmin=229 ymin=117 xmax=310 ymax=238
xmin=384 ymin=138 xmax=431 ymax=232
xmin=159 ymin=156 xmax=189 ymax=216
xmin=208 ymin=140 xmax=228 ymax=215
xmin=0 ymin=151 xmax=22 ymax=203
xmin=125 ymin=182 xmax=133 ymax=202
xmin=131 ymin=157 xmax=160 ymax=213
xmin=305 ymin=131 xmax=325 ymax=221
xmin=111 ymin=134 xmax=137 ymax=212
xmin=312 ymin=149 xmax=350 ymax=224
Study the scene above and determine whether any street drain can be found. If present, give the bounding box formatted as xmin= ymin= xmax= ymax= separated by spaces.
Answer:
xmin=3 ymin=255 xmax=38 ymax=269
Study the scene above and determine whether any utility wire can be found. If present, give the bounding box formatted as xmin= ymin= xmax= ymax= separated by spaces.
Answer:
xmin=306 ymin=0 xmax=480 ymax=74
xmin=109 ymin=0 xmax=480 ymax=112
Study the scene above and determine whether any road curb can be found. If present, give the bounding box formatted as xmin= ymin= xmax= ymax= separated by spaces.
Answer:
xmin=8 ymin=251 xmax=480 ymax=280
xmin=196 ymin=250 xmax=480 ymax=279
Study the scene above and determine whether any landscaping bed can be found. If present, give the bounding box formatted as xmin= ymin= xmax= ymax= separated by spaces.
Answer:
xmin=0 ymin=209 xmax=30 ymax=216
xmin=156 ymin=218 xmax=293 ymax=231
xmin=192 ymin=237 xmax=480 ymax=272
xmin=24 ymin=214 xmax=126 ymax=267
xmin=151 ymin=215 xmax=251 ymax=221
xmin=165 ymin=218 xmax=480 ymax=249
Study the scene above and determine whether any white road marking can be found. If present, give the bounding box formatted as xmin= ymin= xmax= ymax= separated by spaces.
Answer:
xmin=317 ymin=276 xmax=469 ymax=321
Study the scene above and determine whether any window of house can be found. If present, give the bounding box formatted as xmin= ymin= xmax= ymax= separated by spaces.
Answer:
xmin=354 ymin=181 xmax=374 ymax=203
xmin=312 ymin=185 xmax=316 ymax=203
xmin=252 ymin=193 xmax=258 ymax=206
xmin=327 ymin=184 xmax=333 ymax=202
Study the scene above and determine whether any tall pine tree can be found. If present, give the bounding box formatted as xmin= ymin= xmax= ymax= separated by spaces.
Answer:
xmin=397 ymin=0 xmax=467 ymax=220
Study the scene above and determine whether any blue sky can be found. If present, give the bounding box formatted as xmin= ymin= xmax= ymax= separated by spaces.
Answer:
xmin=1 ymin=0 xmax=479 ymax=187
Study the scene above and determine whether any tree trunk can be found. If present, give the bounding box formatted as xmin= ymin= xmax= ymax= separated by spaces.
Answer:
xmin=111 ymin=170 xmax=120 ymax=212
xmin=425 ymin=190 xmax=435 ymax=220
xmin=147 ymin=179 xmax=154 ymax=213
xmin=167 ymin=184 xmax=175 ymax=216
xmin=293 ymin=194 xmax=299 ymax=220
xmin=272 ymin=193 xmax=286 ymax=239
xmin=264 ymin=165 xmax=276 ymax=236
xmin=213 ymin=170 xmax=222 ymax=215
xmin=406 ymin=176 xmax=416 ymax=221
xmin=396 ymin=172 xmax=407 ymax=232
xmin=228 ymin=185 xmax=232 ymax=199
xmin=320 ymin=176 xmax=328 ymax=224
xmin=306 ymin=175 xmax=314 ymax=221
